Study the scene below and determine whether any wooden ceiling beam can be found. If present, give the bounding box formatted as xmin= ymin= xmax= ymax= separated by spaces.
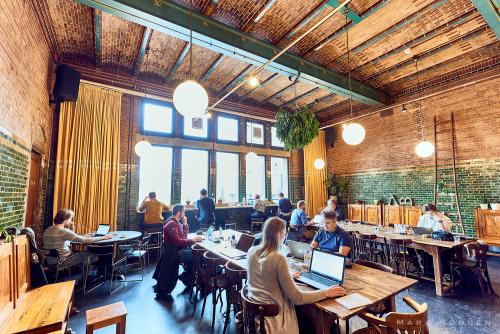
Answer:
xmin=473 ymin=0 xmax=500 ymax=39
xmin=133 ymin=27 xmax=152 ymax=76
xmin=200 ymin=54 xmax=225 ymax=81
xmin=165 ymin=41 xmax=190 ymax=81
xmin=75 ymin=0 xmax=389 ymax=106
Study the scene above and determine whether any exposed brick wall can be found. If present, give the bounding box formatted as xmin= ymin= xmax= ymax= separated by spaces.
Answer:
xmin=0 ymin=0 xmax=54 ymax=233
xmin=326 ymin=75 xmax=500 ymax=237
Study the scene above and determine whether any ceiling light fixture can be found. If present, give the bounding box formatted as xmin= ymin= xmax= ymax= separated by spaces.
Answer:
xmin=341 ymin=9 xmax=365 ymax=146
xmin=413 ymin=58 xmax=435 ymax=158
xmin=314 ymin=158 xmax=325 ymax=170
xmin=172 ymin=0 xmax=208 ymax=119
xmin=248 ymin=76 xmax=260 ymax=87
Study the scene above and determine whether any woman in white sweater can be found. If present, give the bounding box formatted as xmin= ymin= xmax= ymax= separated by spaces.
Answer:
xmin=247 ymin=217 xmax=346 ymax=334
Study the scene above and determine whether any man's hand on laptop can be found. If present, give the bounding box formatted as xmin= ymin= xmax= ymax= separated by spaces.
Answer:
xmin=101 ymin=234 xmax=113 ymax=240
xmin=192 ymin=235 xmax=203 ymax=243
xmin=325 ymin=285 xmax=346 ymax=298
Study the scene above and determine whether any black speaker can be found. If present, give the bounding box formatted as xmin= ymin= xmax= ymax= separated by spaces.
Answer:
xmin=52 ymin=64 xmax=80 ymax=102
xmin=325 ymin=127 xmax=336 ymax=147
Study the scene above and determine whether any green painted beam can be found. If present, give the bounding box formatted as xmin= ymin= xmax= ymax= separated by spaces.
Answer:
xmin=200 ymin=54 xmax=225 ymax=81
xmin=325 ymin=0 xmax=362 ymax=23
xmin=134 ymin=27 xmax=152 ymax=76
xmin=75 ymin=0 xmax=389 ymax=106
xmin=217 ymin=65 xmax=254 ymax=97
xmin=94 ymin=9 xmax=101 ymax=66
xmin=278 ymin=87 xmax=320 ymax=108
xmin=166 ymin=42 xmax=190 ymax=82
xmin=473 ymin=0 xmax=500 ymax=39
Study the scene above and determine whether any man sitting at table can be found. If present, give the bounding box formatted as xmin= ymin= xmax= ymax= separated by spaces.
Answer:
xmin=278 ymin=192 xmax=293 ymax=227
xmin=288 ymin=200 xmax=315 ymax=241
xmin=325 ymin=198 xmax=345 ymax=221
xmin=311 ymin=211 xmax=351 ymax=256
xmin=251 ymin=194 xmax=266 ymax=220
xmin=137 ymin=192 xmax=169 ymax=229
xmin=153 ymin=204 xmax=203 ymax=297
xmin=417 ymin=203 xmax=452 ymax=232
xmin=196 ymin=188 xmax=216 ymax=228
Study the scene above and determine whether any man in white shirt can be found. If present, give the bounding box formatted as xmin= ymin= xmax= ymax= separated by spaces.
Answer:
xmin=417 ymin=204 xmax=452 ymax=232
xmin=251 ymin=194 xmax=266 ymax=219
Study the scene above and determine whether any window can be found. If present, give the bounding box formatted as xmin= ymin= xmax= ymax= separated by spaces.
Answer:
xmin=271 ymin=127 xmax=284 ymax=148
xmin=181 ymin=149 xmax=209 ymax=204
xmin=183 ymin=116 xmax=208 ymax=138
xmin=246 ymin=122 xmax=264 ymax=145
xmin=245 ymin=155 xmax=265 ymax=200
xmin=138 ymin=146 xmax=172 ymax=206
xmin=271 ymin=157 xmax=288 ymax=201
xmin=142 ymin=102 xmax=173 ymax=135
xmin=217 ymin=115 xmax=239 ymax=142
xmin=216 ymin=152 xmax=239 ymax=203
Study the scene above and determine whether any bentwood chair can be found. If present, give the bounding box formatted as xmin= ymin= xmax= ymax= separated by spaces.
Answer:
xmin=223 ymin=261 xmax=248 ymax=334
xmin=385 ymin=238 xmax=418 ymax=278
xmin=191 ymin=243 xmax=208 ymax=311
xmin=354 ymin=233 xmax=385 ymax=263
xmin=241 ymin=285 xmax=279 ymax=334
xmin=352 ymin=296 xmax=429 ymax=334
xmin=450 ymin=241 xmax=497 ymax=297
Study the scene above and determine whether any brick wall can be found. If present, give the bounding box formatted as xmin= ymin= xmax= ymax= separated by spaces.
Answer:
xmin=326 ymin=74 xmax=500 ymax=236
xmin=0 ymin=1 xmax=54 ymax=233
xmin=116 ymin=94 xmax=305 ymax=230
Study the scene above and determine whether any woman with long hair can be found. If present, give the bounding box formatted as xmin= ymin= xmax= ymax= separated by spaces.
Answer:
xmin=247 ymin=217 xmax=346 ymax=333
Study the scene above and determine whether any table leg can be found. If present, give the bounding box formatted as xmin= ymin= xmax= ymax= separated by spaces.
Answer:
xmin=383 ymin=296 xmax=396 ymax=312
xmin=299 ymin=304 xmax=337 ymax=334
xmin=432 ymin=247 xmax=444 ymax=297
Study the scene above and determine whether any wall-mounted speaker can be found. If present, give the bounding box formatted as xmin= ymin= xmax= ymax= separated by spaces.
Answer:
xmin=325 ymin=127 xmax=336 ymax=147
xmin=52 ymin=64 xmax=80 ymax=102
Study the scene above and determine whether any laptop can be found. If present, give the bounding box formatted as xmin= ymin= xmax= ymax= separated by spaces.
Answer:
xmin=295 ymin=249 xmax=346 ymax=290
xmin=94 ymin=224 xmax=110 ymax=237
xmin=287 ymin=240 xmax=310 ymax=260
xmin=219 ymin=233 xmax=255 ymax=259
xmin=412 ymin=227 xmax=433 ymax=235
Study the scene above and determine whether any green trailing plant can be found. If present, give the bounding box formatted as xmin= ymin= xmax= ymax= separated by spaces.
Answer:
xmin=274 ymin=105 xmax=319 ymax=150
xmin=1 ymin=229 xmax=13 ymax=243
xmin=323 ymin=173 xmax=348 ymax=198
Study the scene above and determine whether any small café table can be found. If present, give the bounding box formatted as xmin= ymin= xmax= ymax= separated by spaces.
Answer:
xmin=92 ymin=231 xmax=142 ymax=244
xmin=192 ymin=230 xmax=417 ymax=334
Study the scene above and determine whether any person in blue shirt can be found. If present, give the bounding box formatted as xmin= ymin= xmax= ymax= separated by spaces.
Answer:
xmin=288 ymin=200 xmax=315 ymax=241
xmin=278 ymin=193 xmax=292 ymax=227
xmin=311 ymin=210 xmax=351 ymax=256
xmin=196 ymin=188 xmax=216 ymax=228
xmin=325 ymin=199 xmax=345 ymax=222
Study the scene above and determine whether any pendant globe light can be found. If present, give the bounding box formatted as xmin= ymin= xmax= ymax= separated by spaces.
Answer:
xmin=341 ymin=11 xmax=365 ymax=146
xmin=134 ymin=49 xmax=152 ymax=157
xmin=413 ymin=58 xmax=435 ymax=158
xmin=313 ymin=158 xmax=325 ymax=170
xmin=172 ymin=0 xmax=208 ymax=118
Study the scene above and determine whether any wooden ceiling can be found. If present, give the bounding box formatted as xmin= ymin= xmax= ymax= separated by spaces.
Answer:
xmin=34 ymin=0 xmax=499 ymax=122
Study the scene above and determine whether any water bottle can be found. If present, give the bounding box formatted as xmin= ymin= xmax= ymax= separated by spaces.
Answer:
xmin=219 ymin=226 xmax=223 ymax=238
xmin=207 ymin=225 xmax=214 ymax=241
xmin=304 ymin=248 xmax=312 ymax=267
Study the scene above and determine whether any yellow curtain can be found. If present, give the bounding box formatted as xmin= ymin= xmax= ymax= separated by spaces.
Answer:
xmin=303 ymin=130 xmax=327 ymax=216
xmin=53 ymin=84 xmax=122 ymax=234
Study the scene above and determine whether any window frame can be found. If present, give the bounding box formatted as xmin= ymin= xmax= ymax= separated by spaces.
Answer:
xmin=137 ymin=143 xmax=175 ymax=206
xmin=270 ymin=156 xmax=290 ymax=201
xmin=181 ymin=114 xmax=211 ymax=141
xmin=270 ymin=126 xmax=286 ymax=150
xmin=215 ymin=151 xmax=240 ymax=203
xmin=215 ymin=113 xmax=240 ymax=144
xmin=245 ymin=121 xmax=265 ymax=147
xmin=180 ymin=147 xmax=211 ymax=204
xmin=141 ymin=99 xmax=175 ymax=137
xmin=245 ymin=154 xmax=266 ymax=200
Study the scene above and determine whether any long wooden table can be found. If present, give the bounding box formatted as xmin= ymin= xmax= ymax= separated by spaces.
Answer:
xmin=195 ymin=230 xmax=416 ymax=334
xmin=317 ymin=223 xmax=471 ymax=296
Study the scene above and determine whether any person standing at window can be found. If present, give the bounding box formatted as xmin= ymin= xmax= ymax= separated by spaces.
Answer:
xmin=196 ymin=188 xmax=216 ymax=228
xmin=137 ymin=192 xmax=169 ymax=229
xmin=251 ymin=194 xmax=267 ymax=220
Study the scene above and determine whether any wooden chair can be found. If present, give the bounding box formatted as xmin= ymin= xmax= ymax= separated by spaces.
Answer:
xmin=241 ymin=285 xmax=279 ymax=334
xmin=250 ymin=218 xmax=264 ymax=232
xmin=352 ymin=296 xmax=429 ymax=334
xmin=86 ymin=301 xmax=127 ymax=334
xmin=223 ymin=261 xmax=248 ymax=334
xmin=450 ymin=241 xmax=497 ymax=297
xmin=385 ymin=238 xmax=418 ymax=278
xmin=191 ymin=243 xmax=207 ymax=312
xmin=354 ymin=233 xmax=385 ymax=263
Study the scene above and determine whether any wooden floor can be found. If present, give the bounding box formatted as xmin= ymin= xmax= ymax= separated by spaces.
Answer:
xmin=68 ymin=257 xmax=500 ymax=334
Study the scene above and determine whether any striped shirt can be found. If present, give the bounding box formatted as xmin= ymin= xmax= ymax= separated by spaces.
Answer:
xmin=43 ymin=226 xmax=99 ymax=258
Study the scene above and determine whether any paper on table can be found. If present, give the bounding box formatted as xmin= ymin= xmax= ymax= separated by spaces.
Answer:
xmin=335 ymin=293 xmax=373 ymax=309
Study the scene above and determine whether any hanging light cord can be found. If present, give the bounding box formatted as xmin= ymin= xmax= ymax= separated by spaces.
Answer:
xmin=415 ymin=58 xmax=424 ymax=141
xmin=345 ymin=11 xmax=354 ymax=122
xmin=189 ymin=0 xmax=193 ymax=81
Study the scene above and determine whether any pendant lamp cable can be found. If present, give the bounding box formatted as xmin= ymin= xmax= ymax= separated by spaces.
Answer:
xmin=345 ymin=11 xmax=353 ymax=121
xmin=189 ymin=0 xmax=193 ymax=81
xmin=415 ymin=58 xmax=424 ymax=141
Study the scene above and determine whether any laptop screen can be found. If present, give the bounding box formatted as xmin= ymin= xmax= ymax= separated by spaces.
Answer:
xmin=95 ymin=224 xmax=110 ymax=236
xmin=236 ymin=234 xmax=255 ymax=252
xmin=310 ymin=250 xmax=345 ymax=282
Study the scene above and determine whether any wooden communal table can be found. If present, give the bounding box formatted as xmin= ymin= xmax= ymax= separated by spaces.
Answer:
xmin=193 ymin=230 xmax=416 ymax=334
xmin=0 ymin=281 xmax=75 ymax=334
xmin=327 ymin=223 xmax=471 ymax=296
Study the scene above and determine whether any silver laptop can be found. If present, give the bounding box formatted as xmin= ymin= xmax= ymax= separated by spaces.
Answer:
xmin=94 ymin=224 xmax=110 ymax=237
xmin=219 ymin=233 xmax=255 ymax=259
xmin=287 ymin=240 xmax=310 ymax=260
xmin=295 ymin=249 xmax=345 ymax=290
xmin=412 ymin=227 xmax=433 ymax=235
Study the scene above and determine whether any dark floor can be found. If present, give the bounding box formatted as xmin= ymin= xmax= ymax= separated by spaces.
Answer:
xmin=69 ymin=257 xmax=500 ymax=334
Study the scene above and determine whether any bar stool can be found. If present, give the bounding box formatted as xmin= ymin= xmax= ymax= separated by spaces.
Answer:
xmin=202 ymin=251 xmax=229 ymax=334
xmin=354 ymin=233 xmax=385 ymax=263
xmin=86 ymin=301 xmax=127 ymax=334
xmin=225 ymin=220 xmax=237 ymax=230
xmin=223 ymin=261 xmax=247 ymax=334
xmin=241 ymin=285 xmax=279 ymax=334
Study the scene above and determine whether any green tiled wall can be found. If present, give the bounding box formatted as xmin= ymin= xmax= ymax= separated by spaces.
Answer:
xmin=0 ymin=132 xmax=30 ymax=231
xmin=335 ymin=159 xmax=500 ymax=237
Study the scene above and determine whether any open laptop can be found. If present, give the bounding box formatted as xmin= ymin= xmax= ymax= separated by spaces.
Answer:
xmin=219 ymin=233 xmax=255 ymax=259
xmin=295 ymin=249 xmax=345 ymax=290
xmin=412 ymin=227 xmax=433 ymax=235
xmin=287 ymin=240 xmax=310 ymax=260
xmin=94 ymin=224 xmax=110 ymax=237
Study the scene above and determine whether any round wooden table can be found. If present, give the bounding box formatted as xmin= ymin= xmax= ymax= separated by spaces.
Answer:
xmin=92 ymin=231 xmax=142 ymax=244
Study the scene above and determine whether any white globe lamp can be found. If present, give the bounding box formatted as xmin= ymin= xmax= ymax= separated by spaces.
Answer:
xmin=313 ymin=158 xmax=325 ymax=170
xmin=342 ymin=122 xmax=366 ymax=145
xmin=415 ymin=140 xmax=435 ymax=158
xmin=173 ymin=80 xmax=208 ymax=118
xmin=134 ymin=140 xmax=151 ymax=157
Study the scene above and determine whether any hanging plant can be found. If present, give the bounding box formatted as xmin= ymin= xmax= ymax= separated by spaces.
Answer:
xmin=274 ymin=105 xmax=319 ymax=150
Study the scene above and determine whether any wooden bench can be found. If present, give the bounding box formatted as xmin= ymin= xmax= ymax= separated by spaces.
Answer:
xmin=0 ymin=235 xmax=75 ymax=334
xmin=86 ymin=302 xmax=127 ymax=334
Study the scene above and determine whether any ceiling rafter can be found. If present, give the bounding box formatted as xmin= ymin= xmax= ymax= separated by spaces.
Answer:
xmin=217 ymin=64 xmax=254 ymax=97
xmin=473 ymin=0 xmax=500 ymax=39
xmin=165 ymin=41 xmax=191 ymax=81
xmin=133 ymin=27 xmax=152 ymax=76
xmin=241 ymin=73 xmax=280 ymax=98
xmin=94 ymin=8 xmax=102 ymax=67
xmin=200 ymin=54 xmax=225 ymax=81
xmin=277 ymin=87 xmax=320 ymax=109
xmin=262 ymin=82 xmax=297 ymax=103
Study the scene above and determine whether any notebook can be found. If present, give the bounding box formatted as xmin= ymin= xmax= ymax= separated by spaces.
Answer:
xmin=335 ymin=293 xmax=372 ymax=309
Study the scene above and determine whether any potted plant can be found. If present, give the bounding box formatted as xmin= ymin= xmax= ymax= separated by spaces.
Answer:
xmin=274 ymin=105 xmax=319 ymax=150
xmin=480 ymin=193 xmax=489 ymax=210
xmin=0 ymin=229 xmax=13 ymax=243
xmin=217 ymin=198 xmax=223 ymax=206
xmin=323 ymin=174 xmax=348 ymax=201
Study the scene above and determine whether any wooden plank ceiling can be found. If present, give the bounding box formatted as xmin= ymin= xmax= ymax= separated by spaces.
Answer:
xmin=35 ymin=0 xmax=499 ymax=123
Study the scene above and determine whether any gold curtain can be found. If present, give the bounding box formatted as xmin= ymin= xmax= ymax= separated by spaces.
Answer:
xmin=303 ymin=130 xmax=327 ymax=216
xmin=53 ymin=84 xmax=122 ymax=234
